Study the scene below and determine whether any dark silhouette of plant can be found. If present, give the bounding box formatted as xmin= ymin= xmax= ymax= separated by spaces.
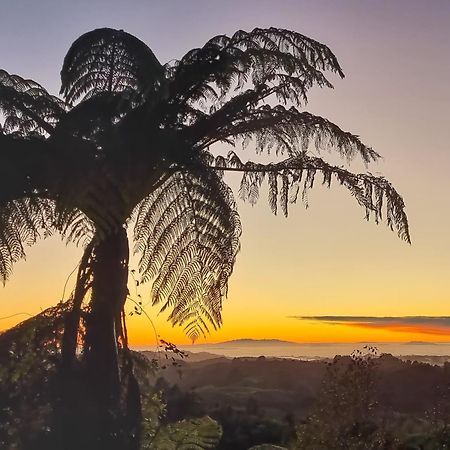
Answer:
xmin=0 ymin=27 xmax=410 ymax=449
xmin=0 ymin=304 xmax=68 ymax=449
xmin=0 ymin=317 xmax=222 ymax=449
xmin=293 ymin=349 xmax=450 ymax=450
xmin=294 ymin=348 xmax=398 ymax=449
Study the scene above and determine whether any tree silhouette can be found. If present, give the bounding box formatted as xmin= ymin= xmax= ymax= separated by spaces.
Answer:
xmin=0 ymin=28 xmax=409 ymax=449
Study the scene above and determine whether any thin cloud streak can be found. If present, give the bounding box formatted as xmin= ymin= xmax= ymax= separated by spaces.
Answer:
xmin=290 ymin=316 xmax=450 ymax=336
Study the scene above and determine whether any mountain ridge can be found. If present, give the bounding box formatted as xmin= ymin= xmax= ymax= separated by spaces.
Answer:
xmin=209 ymin=338 xmax=298 ymax=346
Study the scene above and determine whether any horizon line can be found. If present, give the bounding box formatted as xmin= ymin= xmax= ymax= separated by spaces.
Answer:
xmin=131 ymin=339 xmax=450 ymax=348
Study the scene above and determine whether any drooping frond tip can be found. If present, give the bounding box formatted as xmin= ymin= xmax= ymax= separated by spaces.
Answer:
xmin=168 ymin=27 xmax=344 ymax=111
xmin=214 ymin=152 xmax=410 ymax=243
xmin=0 ymin=198 xmax=54 ymax=284
xmin=0 ymin=197 xmax=95 ymax=284
xmin=0 ymin=69 xmax=65 ymax=136
xmin=134 ymin=167 xmax=241 ymax=342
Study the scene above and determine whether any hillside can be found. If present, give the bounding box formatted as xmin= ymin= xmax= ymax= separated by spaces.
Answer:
xmin=143 ymin=352 xmax=450 ymax=420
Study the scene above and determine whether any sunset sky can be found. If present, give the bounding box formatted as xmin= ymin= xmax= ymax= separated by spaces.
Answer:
xmin=1 ymin=0 xmax=449 ymax=345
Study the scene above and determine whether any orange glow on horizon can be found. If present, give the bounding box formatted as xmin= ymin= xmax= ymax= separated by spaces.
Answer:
xmin=125 ymin=313 xmax=450 ymax=347
xmin=2 ymin=304 xmax=450 ymax=348
xmin=342 ymin=322 xmax=450 ymax=337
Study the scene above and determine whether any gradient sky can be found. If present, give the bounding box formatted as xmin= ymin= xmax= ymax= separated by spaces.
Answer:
xmin=1 ymin=0 xmax=449 ymax=345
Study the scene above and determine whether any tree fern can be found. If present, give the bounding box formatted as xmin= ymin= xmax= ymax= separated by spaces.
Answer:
xmin=0 ymin=26 xmax=411 ymax=449
xmin=0 ymin=26 xmax=410 ymax=341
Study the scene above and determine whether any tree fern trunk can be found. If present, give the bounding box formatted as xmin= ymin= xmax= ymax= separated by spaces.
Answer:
xmin=57 ymin=228 xmax=142 ymax=450
xmin=82 ymin=227 xmax=133 ymax=449
xmin=85 ymin=228 xmax=128 ymax=391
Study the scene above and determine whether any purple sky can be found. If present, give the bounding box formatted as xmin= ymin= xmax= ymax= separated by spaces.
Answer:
xmin=1 ymin=1 xmax=450 ymax=343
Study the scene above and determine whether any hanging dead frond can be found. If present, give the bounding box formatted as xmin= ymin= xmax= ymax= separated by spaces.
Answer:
xmin=0 ymin=195 xmax=95 ymax=284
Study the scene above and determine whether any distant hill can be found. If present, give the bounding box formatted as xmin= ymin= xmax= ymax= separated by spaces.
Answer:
xmin=212 ymin=339 xmax=297 ymax=346
xmin=142 ymin=349 xmax=224 ymax=363
xmin=399 ymin=354 xmax=450 ymax=365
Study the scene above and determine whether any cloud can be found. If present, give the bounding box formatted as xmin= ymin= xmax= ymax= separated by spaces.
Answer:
xmin=290 ymin=316 xmax=450 ymax=336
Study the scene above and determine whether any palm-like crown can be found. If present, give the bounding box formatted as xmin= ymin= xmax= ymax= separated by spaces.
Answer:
xmin=0 ymin=28 xmax=409 ymax=341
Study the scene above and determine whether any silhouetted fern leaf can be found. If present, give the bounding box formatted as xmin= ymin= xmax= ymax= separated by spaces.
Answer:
xmin=0 ymin=198 xmax=55 ymax=283
xmin=60 ymin=28 xmax=163 ymax=104
xmin=0 ymin=69 xmax=65 ymax=136
xmin=167 ymin=27 xmax=343 ymax=113
xmin=134 ymin=167 xmax=241 ymax=341
xmin=191 ymin=105 xmax=379 ymax=164
xmin=217 ymin=152 xmax=410 ymax=242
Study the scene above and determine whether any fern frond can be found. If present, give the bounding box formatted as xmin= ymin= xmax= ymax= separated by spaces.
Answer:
xmin=0 ymin=195 xmax=95 ymax=283
xmin=0 ymin=69 xmax=65 ymax=136
xmin=166 ymin=27 xmax=342 ymax=115
xmin=212 ymin=152 xmax=410 ymax=243
xmin=0 ymin=197 xmax=56 ymax=283
xmin=54 ymin=207 xmax=95 ymax=247
xmin=60 ymin=28 xmax=163 ymax=104
xmin=189 ymin=105 xmax=379 ymax=164
xmin=134 ymin=167 xmax=241 ymax=341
